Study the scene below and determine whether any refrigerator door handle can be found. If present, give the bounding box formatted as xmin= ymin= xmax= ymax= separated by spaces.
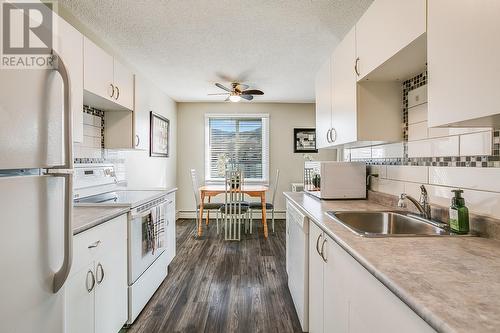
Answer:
xmin=48 ymin=52 xmax=74 ymax=293
xmin=51 ymin=172 xmax=73 ymax=293
xmin=51 ymin=51 xmax=73 ymax=170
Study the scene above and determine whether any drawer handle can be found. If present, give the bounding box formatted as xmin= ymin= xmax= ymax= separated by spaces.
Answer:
xmin=320 ymin=238 xmax=327 ymax=263
xmin=86 ymin=270 xmax=95 ymax=293
xmin=88 ymin=240 xmax=101 ymax=249
xmin=316 ymin=233 xmax=323 ymax=257
xmin=96 ymin=263 xmax=105 ymax=284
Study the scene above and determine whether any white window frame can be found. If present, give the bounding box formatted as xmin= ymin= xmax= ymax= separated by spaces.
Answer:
xmin=204 ymin=113 xmax=270 ymax=184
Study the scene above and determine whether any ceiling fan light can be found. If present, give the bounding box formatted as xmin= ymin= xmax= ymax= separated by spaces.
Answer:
xmin=229 ymin=95 xmax=241 ymax=102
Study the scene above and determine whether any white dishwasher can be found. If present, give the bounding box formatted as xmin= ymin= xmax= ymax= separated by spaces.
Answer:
xmin=286 ymin=201 xmax=309 ymax=332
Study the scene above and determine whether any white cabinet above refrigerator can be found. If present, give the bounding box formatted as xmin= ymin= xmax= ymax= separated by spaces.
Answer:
xmin=53 ymin=13 xmax=84 ymax=143
xmin=83 ymin=37 xmax=135 ymax=111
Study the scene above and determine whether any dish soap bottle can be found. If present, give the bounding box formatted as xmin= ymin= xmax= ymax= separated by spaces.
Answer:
xmin=449 ymin=189 xmax=469 ymax=234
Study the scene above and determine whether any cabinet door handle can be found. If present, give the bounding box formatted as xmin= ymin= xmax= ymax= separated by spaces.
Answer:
xmin=88 ymin=240 xmax=101 ymax=249
xmin=316 ymin=233 xmax=323 ymax=257
xmin=114 ymin=86 xmax=120 ymax=100
xmin=326 ymin=129 xmax=332 ymax=143
xmin=330 ymin=128 xmax=337 ymax=143
xmin=135 ymin=134 xmax=140 ymax=147
xmin=109 ymin=83 xmax=115 ymax=98
xmin=320 ymin=238 xmax=328 ymax=262
xmin=96 ymin=263 xmax=105 ymax=284
xmin=86 ymin=270 xmax=95 ymax=293
xmin=354 ymin=57 xmax=360 ymax=76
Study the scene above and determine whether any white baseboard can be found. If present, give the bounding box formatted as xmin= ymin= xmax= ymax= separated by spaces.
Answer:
xmin=176 ymin=210 xmax=286 ymax=220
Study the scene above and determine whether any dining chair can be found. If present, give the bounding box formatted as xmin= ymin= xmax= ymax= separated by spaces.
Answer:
xmin=190 ymin=169 xmax=223 ymax=234
xmin=249 ymin=169 xmax=280 ymax=233
xmin=220 ymin=170 xmax=249 ymax=241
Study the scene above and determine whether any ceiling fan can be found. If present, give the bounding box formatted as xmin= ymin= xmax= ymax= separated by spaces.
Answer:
xmin=208 ymin=82 xmax=264 ymax=102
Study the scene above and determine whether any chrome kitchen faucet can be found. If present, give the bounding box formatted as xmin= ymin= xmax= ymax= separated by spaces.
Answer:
xmin=398 ymin=185 xmax=432 ymax=220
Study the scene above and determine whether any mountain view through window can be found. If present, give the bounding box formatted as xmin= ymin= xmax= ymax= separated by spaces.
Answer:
xmin=207 ymin=117 xmax=266 ymax=181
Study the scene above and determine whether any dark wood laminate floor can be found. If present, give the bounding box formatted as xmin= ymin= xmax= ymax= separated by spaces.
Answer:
xmin=126 ymin=219 xmax=302 ymax=333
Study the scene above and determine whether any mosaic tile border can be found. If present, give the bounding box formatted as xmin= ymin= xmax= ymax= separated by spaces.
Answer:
xmin=74 ymin=105 xmax=105 ymax=164
xmin=351 ymin=71 xmax=500 ymax=168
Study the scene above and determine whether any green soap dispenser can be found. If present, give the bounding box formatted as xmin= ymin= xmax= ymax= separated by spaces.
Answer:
xmin=449 ymin=189 xmax=469 ymax=234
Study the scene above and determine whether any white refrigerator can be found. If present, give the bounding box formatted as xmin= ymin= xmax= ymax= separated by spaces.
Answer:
xmin=0 ymin=54 xmax=73 ymax=333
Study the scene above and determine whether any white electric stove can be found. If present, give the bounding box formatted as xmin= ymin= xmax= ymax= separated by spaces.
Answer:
xmin=74 ymin=164 xmax=173 ymax=325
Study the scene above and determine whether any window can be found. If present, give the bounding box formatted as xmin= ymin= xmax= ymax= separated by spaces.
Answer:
xmin=205 ymin=114 xmax=269 ymax=183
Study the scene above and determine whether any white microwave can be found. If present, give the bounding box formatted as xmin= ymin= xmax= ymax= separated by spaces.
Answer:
xmin=304 ymin=161 xmax=366 ymax=199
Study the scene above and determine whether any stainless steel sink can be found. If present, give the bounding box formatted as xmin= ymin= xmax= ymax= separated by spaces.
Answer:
xmin=326 ymin=211 xmax=458 ymax=237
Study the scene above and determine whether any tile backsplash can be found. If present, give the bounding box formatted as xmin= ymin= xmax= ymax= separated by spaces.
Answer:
xmin=74 ymin=106 xmax=105 ymax=163
xmin=74 ymin=106 xmax=127 ymax=182
xmin=344 ymin=71 xmax=500 ymax=167
xmin=342 ymin=71 xmax=500 ymax=232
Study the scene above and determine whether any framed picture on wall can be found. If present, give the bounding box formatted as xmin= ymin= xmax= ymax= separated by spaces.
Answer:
xmin=294 ymin=128 xmax=318 ymax=153
xmin=150 ymin=112 xmax=170 ymax=157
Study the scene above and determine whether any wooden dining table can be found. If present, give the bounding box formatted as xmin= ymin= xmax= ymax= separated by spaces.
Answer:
xmin=198 ymin=184 xmax=270 ymax=238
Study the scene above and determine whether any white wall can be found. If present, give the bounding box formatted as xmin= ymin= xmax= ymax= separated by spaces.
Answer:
xmin=124 ymin=75 xmax=177 ymax=189
xmin=59 ymin=8 xmax=178 ymax=190
xmin=176 ymin=102 xmax=336 ymax=213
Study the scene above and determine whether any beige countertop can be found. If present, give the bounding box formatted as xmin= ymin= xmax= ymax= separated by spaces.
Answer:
xmin=284 ymin=191 xmax=500 ymax=333
xmin=73 ymin=206 xmax=130 ymax=235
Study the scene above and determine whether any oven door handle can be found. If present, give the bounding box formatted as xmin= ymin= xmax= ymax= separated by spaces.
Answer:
xmin=130 ymin=202 xmax=167 ymax=219
xmin=130 ymin=210 xmax=152 ymax=220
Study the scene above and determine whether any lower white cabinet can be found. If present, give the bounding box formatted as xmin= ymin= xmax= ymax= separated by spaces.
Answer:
xmin=285 ymin=210 xmax=290 ymax=274
xmin=286 ymin=201 xmax=309 ymax=331
xmin=308 ymin=222 xmax=324 ymax=333
xmin=309 ymin=222 xmax=435 ymax=333
xmin=66 ymin=264 xmax=95 ymax=333
xmin=66 ymin=214 xmax=128 ymax=333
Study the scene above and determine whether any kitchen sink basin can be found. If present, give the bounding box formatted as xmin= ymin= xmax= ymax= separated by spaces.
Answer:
xmin=326 ymin=211 xmax=458 ymax=237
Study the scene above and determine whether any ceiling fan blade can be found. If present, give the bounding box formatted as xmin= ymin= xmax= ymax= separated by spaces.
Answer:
xmin=215 ymin=83 xmax=232 ymax=92
xmin=235 ymin=83 xmax=249 ymax=91
xmin=240 ymin=94 xmax=254 ymax=101
xmin=208 ymin=93 xmax=230 ymax=95
xmin=241 ymin=89 xmax=264 ymax=95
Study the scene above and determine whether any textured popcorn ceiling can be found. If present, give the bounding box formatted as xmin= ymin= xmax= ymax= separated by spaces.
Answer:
xmin=59 ymin=0 xmax=372 ymax=102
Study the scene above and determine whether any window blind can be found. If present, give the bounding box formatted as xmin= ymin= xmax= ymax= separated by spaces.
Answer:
xmin=205 ymin=114 xmax=269 ymax=183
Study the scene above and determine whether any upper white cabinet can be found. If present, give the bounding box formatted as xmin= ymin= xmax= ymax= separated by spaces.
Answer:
xmin=314 ymin=0 xmax=430 ymax=148
xmin=83 ymin=37 xmax=134 ymax=111
xmin=315 ymin=58 xmax=333 ymax=149
xmin=53 ymin=14 xmax=84 ymax=143
xmin=427 ymin=0 xmax=500 ymax=127
xmin=132 ymin=75 xmax=153 ymax=150
xmin=112 ymin=59 xmax=135 ymax=110
xmin=83 ymin=37 xmax=114 ymax=102
xmin=104 ymin=111 xmax=134 ymax=149
xmin=331 ymin=27 xmax=357 ymax=146
xmin=356 ymin=0 xmax=427 ymax=81
xmin=66 ymin=215 xmax=128 ymax=333
xmin=315 ymin=26 xmax=402 ymax=148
